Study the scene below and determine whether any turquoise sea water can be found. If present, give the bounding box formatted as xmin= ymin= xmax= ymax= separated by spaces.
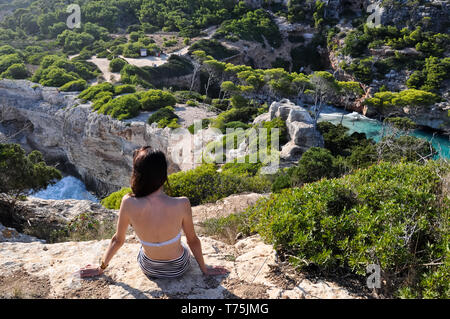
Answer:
xmin=315 ymin=105 xmax=450 ymax=159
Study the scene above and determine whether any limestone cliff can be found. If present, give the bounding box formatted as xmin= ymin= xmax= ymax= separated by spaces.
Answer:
xmin=0 ymin=79 xmax=177 ymax=197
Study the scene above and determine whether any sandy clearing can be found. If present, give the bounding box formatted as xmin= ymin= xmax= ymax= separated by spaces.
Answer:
xmin=86 ymin=56 xmax=121 ymax=85
xmin=118 ymin=54 xmax=170 ymax=68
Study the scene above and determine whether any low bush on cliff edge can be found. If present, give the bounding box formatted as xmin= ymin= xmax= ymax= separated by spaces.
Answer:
xmin=101 ymin=187 xmax=131 ymax=210
xmin=166 ymin=164 xmax=271 ymax=206
xmin=97 ymin=95 xmax=141 ymax=120
xmin=247 ymin=160 xmax=450 ymax=298
xmin=101 ymin=164 xmax=271 ymax=209
xmin=50 ymin=212 xmax=117 ymax=243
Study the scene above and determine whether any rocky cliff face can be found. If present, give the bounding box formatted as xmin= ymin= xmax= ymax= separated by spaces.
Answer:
xmin=0 ymin=79 xmax=178 ymax=197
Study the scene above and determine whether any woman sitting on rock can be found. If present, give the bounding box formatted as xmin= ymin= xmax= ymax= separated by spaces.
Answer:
xmin=79 ymin=146 xmax=228 ymax=279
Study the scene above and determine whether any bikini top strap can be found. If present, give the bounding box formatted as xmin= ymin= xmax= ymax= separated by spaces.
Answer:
xmin=139 ymin=231 xmax=181 ymax=248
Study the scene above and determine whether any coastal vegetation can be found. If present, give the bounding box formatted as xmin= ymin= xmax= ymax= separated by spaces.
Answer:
xmin=1 ymin=0 xmax=449 ymax=299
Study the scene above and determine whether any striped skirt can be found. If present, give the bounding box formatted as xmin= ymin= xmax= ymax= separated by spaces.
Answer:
xmin=137 ymin=245 xmax=191 ymax=279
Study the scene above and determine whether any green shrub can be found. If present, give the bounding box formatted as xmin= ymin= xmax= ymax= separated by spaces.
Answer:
xmin=164 ymin=118 xmax=181 ymax=129
xmin=188 ymin=119 xmax=210 ymax=134
xmin=79 ymin=82 xmax=115 ymax=101
xmin=167 ymin=164 xmax=270 ymax=206
xmin=212 ymin=107 xmax=259 ymax=131
xmin=31 ymin=55 xmax=97 ymax=87
xmin=222 ymin=160 xmax=262 ymax=176
xmin=260 ymin=118 xmax=289 ymax=147
xmin=317 ymin=121 xmax=373 ymax=157
xmin=0 ymin=54 xmax=23 ymax=74
xmin=271 ymin=169 xmax=295 ymax=193
xmin=384 ymin=117 xmax=417 ymax=131
xmin=186 ymin=100 xmax=198 ymax=107
xmin=59 ymin=79 xmax=88 ymax=92
xmin=0 ymin=63 xmax=29 ymax=79
xmin=92 ymin=93 xmax=114 ymax=111
xmin=174 ymin=90 xmax=204 ymax=103
xmin=230 ymin=95 xmax=249 ymax=108
xmin=114 ymin=84 xmax=136 ymax=95
xmin=97 ymin=95 xmax=141 ymax=120
xmin=248 ymin=160 xmax=450 ymax=297
xmin=163 ymin=39 xmax=178 ymax=47
xmin=292 ymin=147 xmax=337 ymax=184
xmin=224 ymin=121 xmax=250 ymax=131
xmin=217 ymin=9 xmax=282 ymax=48
xmin=109 ymin=58 xmax=128 ymax=72
xmin=139 ymin=89 xmax=177 ymax=111
xmin=0 ymin=144 xmax=62 ymax=198
xmin=147 ymin=106 xmax=178 ymax=125
xmin=0 ymin=45 xmax=17 ymax=55
xmin=200 ymin=211 xmax=254 ymax=244
xmin=188 ymin=39 xmax=238 ymax=60
xmin=101 ymin=187 xmax=131 ymax=209
xmin=36 ymin=67 xmax=79 ymax=87
xmin=364 ymin=89 xmax=440 ymax=109
xmin=342 ymin=57 xmax=374 ymax=84
xmin=120 ymin=64 xmax=154 ymax=88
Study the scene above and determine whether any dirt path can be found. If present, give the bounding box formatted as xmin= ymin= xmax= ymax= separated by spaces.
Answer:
xmin=86 ymin=56 xmax=121 ymax=84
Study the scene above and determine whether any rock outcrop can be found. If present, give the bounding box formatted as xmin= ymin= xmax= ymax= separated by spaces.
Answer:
xmin=0 ymin=223 xmax=44 ymax=243
xmin=0 ymin=193 xmax=365 ymax=299
xmin=0 ymin=231 xmax=362 ymax=299
xmin=0 ymin=79 xmax=178 ymax=197
xmin=253 ymin=99 xmax=324 ymax=162
xmin=192 ymin=193 xmax=269 ymax=226
xmin=0 ymin=197 xmax=118 ymax=240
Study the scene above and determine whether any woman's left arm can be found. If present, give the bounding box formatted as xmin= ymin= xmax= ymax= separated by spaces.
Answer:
xmin=101 ymin=195 xmax=131 ymax=267
xmin=79 ymin=195 xmax=131 ymax=278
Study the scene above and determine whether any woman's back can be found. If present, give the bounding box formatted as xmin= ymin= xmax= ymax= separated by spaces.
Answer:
xmin=125 ymin=191 xmax=187 ymax=261
xmin=78 ymin=147 xmax=229 ymax=280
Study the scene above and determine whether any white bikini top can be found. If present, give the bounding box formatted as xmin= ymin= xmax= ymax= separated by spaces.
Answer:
xmin=139 ymin=231 xmax=181 ymax=247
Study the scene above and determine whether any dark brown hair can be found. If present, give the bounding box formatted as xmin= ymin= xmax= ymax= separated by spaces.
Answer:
xmin=130 ymin=146 xmax=168 ymax=197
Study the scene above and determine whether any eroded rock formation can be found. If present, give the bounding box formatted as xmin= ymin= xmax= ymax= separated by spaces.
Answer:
xmin=253 ymin=99 xmax=324 ymax=162
xmin=0 ymin=79 xmax=178 ymax=197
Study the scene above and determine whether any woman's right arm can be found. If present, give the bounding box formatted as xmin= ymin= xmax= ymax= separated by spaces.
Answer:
xmin=181 ymin=197 xmax=208 ymax=274
xmin=181 ymin=197 xmax=228 ymax=276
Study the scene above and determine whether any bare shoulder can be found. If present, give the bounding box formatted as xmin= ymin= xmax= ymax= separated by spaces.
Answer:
xmin=177 ymin=196 xmax=191 ymax=206
xmin=170 ymin=196 xmax=191 ymax=211
xmin=120 ymin=193 xmax=135 ymax=210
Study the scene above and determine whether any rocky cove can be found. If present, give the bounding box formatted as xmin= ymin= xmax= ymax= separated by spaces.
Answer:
xmin=0 ymin=79 xmax=327 ymax=198
xmin=1 ymin=78 xmax=449 ymax=198
xmin=0 ymin=79 xmax=177 ymax=197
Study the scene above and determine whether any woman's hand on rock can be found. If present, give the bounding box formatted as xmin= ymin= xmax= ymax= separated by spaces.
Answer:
xmin=203 ymin=265 xmax=230 ymax=276
xmin=77 ymin=264 xmax=104 ymax=278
